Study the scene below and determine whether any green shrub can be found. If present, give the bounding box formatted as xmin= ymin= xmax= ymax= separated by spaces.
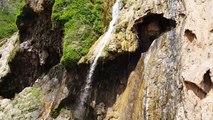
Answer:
xmin=0 ymin=0 xmax=24 ymax=39
xmin=52 ymin=0 xmax=104 ymax=67
xmin=0 ymin=11 xmax=17 ymax=39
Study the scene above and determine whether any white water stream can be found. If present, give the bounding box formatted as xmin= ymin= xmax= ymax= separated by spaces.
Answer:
xmin=75 ymin=0 xmax=122 ymax=118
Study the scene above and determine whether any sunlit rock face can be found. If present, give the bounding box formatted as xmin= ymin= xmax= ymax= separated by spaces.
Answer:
xmin=0 ymin=0 xmax=213 ymax=119
xmin=177 ymin=0 xmax=213 ymax=119
xmin=0 ymin=33 xmax=19 ymax=80
xmin=101 ymin=0 xmax=213 ymax=119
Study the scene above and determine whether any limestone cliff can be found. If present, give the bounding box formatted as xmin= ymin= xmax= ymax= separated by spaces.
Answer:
xmin=0 ymin=0 xmax=213 ymax=120
xmin=103 ymin=0 xmax=213 ymax=119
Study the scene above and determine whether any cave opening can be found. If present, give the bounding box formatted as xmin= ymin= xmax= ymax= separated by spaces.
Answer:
xmin=134 ymin=13 xmax=176 ymax=52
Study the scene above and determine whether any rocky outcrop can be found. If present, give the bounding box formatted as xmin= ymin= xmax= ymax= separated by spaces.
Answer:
xmin=79 ymin=0 xmax=179 ymax=63
xmin=105 ymin=31 xmax=182 ymax=119
xmin=0 ymin=0 xmax=63 ymax=98
xmin=0 ymin=33 xmax=19 ymax=80
xmin=78 ymin=0 xmax=213 ymax=119
xmin=101 ymin=0 xmax=213 ymax=119
xmin=0 ymin=64 xmax=70 ymax=119
xmin=0 ymin=0 xmax=213 ymax=119
xmin=176 ymin=0 xmax=213 ymax=119
xmin=0 ymin=87 xmax=43 ymax=119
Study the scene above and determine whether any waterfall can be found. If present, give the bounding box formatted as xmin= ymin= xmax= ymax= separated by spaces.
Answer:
xmin=75 ymin=0 xmax=122 ymax=119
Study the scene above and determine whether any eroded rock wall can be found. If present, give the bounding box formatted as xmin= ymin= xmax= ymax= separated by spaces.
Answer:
xmin=0 ymin=0 xmax=213 ymax=119
xmin=101 ymin=0 xmax=213 ymax=119
xmin=176 ymin=0 xmax=213 ymax=119
xmin=0 ymin=0 xmax=63 ymax=98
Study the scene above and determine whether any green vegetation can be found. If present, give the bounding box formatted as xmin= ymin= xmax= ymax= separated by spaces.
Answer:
xmin=0 ymin=11 xmax=17 ymax=39
xmin=50 ymin=107 xmax=73 ymax=118
xmin=29 ymin=87 xmax=41 ymax=97
xmin=11 ymin=87 xmax=42 ymax=114
xmin=0 ymin=0 xmax=24 ymax=39
xmin=52 ymin=0 xmax=105 ymax=67
xmin=50 ymin=110 xmax=59 ymax=118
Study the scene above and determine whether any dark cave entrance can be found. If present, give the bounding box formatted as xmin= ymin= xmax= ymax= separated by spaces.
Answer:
xmin=134 ymin=13 xmax=176 ymax=52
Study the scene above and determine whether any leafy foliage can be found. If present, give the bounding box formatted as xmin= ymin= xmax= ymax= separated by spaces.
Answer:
xmin=52 ymin=0 xmax=104 ymax=67
xmin=0 ymin=0 xmax=24 ymax=39
xmin=0 ymin=11 xmax=17 ymax=39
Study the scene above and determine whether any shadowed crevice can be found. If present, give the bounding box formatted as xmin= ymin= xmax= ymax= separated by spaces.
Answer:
xmin=200 ymin=70 xmax=213 ymax=93
xmin=184 ymin=29 xmax=197 ymax=42
xmin=133 ymin=13 xmax=176 ymax=52
xmin=184 ymin=81 xmax=206 ymax=99
xmin=0 ymin=1 xmax=63 ymax=98
xmin=184 ymin=70 xmax=213 ymax=99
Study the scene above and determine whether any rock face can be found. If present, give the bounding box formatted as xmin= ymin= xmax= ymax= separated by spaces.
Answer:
xmin=0 ymin=0 xmax=213 ymax=120
xmin=102 ymin=0 xmax=213 ymax=119
xmin=81 ymin=0 xmax=213 ymax=119
xmin=0 ymin=33 xmax=19 ymax=80
xmin=0 ymin=0 xmax=63 ymax=98
xmin=0 ymin=64 xmax=69 ymax=120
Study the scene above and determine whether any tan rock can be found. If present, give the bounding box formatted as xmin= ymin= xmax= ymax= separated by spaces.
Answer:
xmin=27 ymin=0 xmax=44 ymax=12
xmin=101 ymin=0 xmax=213 ymax=119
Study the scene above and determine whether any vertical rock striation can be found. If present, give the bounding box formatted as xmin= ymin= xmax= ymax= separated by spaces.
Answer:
xmin=100 ymin=0 xmax=213 ymax=119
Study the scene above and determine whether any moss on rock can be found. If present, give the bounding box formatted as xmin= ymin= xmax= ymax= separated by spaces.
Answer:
xmin=0 ymin=87 xmax=43 ymax=119
xmin=0 ymin=0 xmax=24 ymax=39
xmin=51 ymin=0 xmax=105 ymax=67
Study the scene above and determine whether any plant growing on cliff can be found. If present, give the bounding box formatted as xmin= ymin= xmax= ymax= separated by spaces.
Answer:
xmin=0 ymin=0 xmax=24 ymax=39
xmin=0 ymin=11 xmax=17 ymax=39
xmin=51 ymin=0 xmax=106 ymax=67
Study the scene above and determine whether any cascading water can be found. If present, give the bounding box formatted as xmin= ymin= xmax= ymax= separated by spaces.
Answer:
xmin=74 ymin=0 xmax=122 ymax=119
